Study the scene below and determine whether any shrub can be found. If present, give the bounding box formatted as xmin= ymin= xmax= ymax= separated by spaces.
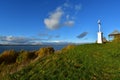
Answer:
xmin=0 ymin=50 xmax=18 ymax=64
xmin=35 ymin=47 xmax=55 ymax=58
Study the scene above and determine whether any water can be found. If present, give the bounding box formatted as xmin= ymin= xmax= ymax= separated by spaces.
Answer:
xmin=0 ymin=45 xmax=66 ymax=53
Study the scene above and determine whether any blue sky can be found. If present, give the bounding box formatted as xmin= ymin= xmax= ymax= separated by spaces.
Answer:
xmin=0 ymin=0 xmax=120 ymax=45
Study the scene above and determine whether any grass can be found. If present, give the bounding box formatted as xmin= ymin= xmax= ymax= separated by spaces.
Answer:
xmin=0 ymin=43 xmax=120 ymax=80
xmin=0 ymin=50 xmax=18 ymax=64
xmin=35 ymin=47 xmax=55 ymax=58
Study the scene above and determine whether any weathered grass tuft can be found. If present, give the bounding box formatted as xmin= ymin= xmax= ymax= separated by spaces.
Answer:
xmin=0 ymin=50 xmax=18 ymax=64
xmin=16 ymin=50 xmax=37 ymax=64
xmin=62 ymin=45 xmax=75 ymax=52
xmin=35 ymin=47 xmax=55 ymax=58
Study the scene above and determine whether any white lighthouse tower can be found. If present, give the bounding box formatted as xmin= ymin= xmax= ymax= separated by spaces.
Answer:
xmin=97 ymin=20 xmax=103 ymax=44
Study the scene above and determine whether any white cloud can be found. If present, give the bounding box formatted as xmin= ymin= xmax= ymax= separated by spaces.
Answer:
xmin=64 ymin=20 xmax=74 ymax=26
xmin=49 ymin=40 xmax=61 ymax=43
xmin=38 ymin=33 xmax=60 ymax=39
xmin=0 ymin=34 xmax=62 ymax=45
xmin=44 ymin=40 xmax=72 ymax=45
xmin=0 ymin=36 xmax=41 ymax=45
xmin=44 ymin=2 xmax=82 ymax=30
xmin=66 ymin=15 xmax=70 ymax=20
xmin=44 ymin=7 xmax=64 ymax=30
xmin=64 ymin=3 xmax=70 ymax=7
xmin=29 ymin=41 xmax=42 ymax=45
xmin=75 ymin=4 xmax=82 ymax=11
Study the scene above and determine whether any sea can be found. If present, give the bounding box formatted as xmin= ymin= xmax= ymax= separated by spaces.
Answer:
xmin=0 ymin=45 xmax=67 ymax=54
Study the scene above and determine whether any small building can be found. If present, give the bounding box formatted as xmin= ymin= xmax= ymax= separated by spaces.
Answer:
xmin=108 ymin=30 xmax=120 ymax=42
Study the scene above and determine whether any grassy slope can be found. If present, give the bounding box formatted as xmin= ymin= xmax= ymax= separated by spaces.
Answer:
xmin=2 ymin=43 xmax=120 ymax=80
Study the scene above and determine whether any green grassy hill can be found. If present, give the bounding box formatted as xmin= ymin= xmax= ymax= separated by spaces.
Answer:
xmin=1 ymin=43 xmax=120 ymax=80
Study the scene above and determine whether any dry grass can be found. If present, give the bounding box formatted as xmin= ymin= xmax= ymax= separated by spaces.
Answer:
xmin=61 ymin=45 xmax=75 ymax=52
xmin=35 ymin=47 xmax=55 ymax=58
xmin=0 ymin=50 xmax=18 ymax=64
xmin=16 ymin=50 xmax=37 ymax=64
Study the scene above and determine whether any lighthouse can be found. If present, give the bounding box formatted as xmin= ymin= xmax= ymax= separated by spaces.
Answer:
xmin=97 ymin=20 xmax=103 ymax=44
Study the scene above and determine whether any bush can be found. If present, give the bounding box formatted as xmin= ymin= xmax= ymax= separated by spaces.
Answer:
xmin=0 ymin=50 xmax=18 ymax=64
xmin=35 ymin=47 xmax=55 ymax=58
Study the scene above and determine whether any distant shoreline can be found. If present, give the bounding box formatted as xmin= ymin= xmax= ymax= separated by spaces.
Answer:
xmin=0 ymin=44 xmax=69 ymax=46
xmin=0 ymin=45 xmax=68 ymax=54
xmin=0 ymin=43 xmax=91 ymax=46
